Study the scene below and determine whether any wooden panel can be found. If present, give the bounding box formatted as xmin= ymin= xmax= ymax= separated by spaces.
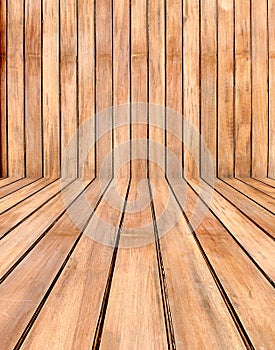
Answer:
xmin=78 ymin=0 xmax=95 ymax=179
xmin=166 ymin=0 xmax=183 ymax=178
xmin=184 ymin=0 xmax=200 ymax=179
xmin=113 ymin=0 xmax=130 ymax=178
xmin=131 ymin=0 xmax=147 ymax=179
xmin=0 ymin=0 xmax=7 ymax=177
xmin=217 ymin=0 xmax=234 ymax=177
xmin=235 ymin=0 xmax=251 ymax=177
xmin=60 ymin=0 xmax=77 ymax=178
xmin=96 ymin=0 xmax=112 ymax=178
xmin=148 ymin=0 xmax=165 ymax=178
xmin=251 ymin=0 xmax=268 ymax=177
xmin=25 ymin=0 xmax=42 ymax=177
xmin=200 ymin=0 xmax=217 ymax=180
xmin=269 ymin=0 xmax=275 ymax=178
xmin=43 ymin=0 xmax=60 ymax=178
xmin=7 ymin=0 xmax=25 ymax=177
xmin=100 ymin=179 xmax=168 ymax=348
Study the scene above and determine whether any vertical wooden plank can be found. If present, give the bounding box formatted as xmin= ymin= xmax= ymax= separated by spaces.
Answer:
xmin=217 ymin=0 xmax=234 ymax=178
xmin=96 ymin=0 xmax=113 ymax=178
xmin=78 ymin=0 xmax=95 ymax=179
xmin=251 ymin=0 xmax=268 ymax=177
xmin=7 ymin=0 xmax=25 ymax=177
xmin=184 ymin=0 xmax=200 ymax=179
xmin=235 ymin=0 xmax=251 ymax=177
xmin=149 ymin=0 xmax=165 ymax=178
xmin=166 ymin=0 xmax=183 ymax=178
xmin=0 ymin=0 xmax=7 ymax=177
xmin=25 ymin=0 xmax=42 ymax=178
xmin=269 ymin=0 xmax=275 ymax=178
xmin=113 ymin=0 xmax=130 ymax=179
xmin=131 ymin=0 xmax=147 ymax=179
xmin=60 ymin=0 xmax=77 ymax=178
xmin=200 ymin=0 xmax=217 ymax=180
xmin=43 ymin=0 xmax=60 ymax=178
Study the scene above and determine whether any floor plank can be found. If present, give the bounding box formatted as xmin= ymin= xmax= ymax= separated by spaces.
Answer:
xmin=0 ymin=179 xmax=109 ymax=349
xmin=0 ymin=178 xmax=40 ymax=198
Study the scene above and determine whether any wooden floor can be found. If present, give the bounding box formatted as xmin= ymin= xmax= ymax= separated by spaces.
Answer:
xmin=0 ymin=176 xmax=274 ymax=349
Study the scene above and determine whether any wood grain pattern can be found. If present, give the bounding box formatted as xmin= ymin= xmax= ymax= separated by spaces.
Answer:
xmin=166 ymin=0 xmax=183 ymax=178
xmin=184 ymin=0 xmax=200 ymax=179
xmin=217 ymin=0 xmax=234 ymax=177
xmin=78 ymin=0 xmax=95 ymax=179
xmin=269 ymin=0 xmax=275 ymax=178
xmin=131 ymin=0 xmax=147 ymax=179
xmin=113 ymin=0 xmax=130 ymax=178
xmin=251 ymin=0 xmax=268 ymax=177
xmin=234 ymin=0 xmax=251 ymax=177
xmin=25 ymin=0 xmax=42 ymax=178
xmin=42 ymin=0 xmax=60 ymax=178
xmin=200 ymin=0 xmax=217 ymax=180
xmin=7 ymin=0 xmax=25 ymax=177
xmin=0 ymin=0 xmax=7 ymax=177
xmin=60 ymin=0 xmax=77 ymax=179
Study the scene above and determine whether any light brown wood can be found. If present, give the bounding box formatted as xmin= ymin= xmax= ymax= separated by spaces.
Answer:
xmin=166 ymin=0 xmax=183 ymax=178
xmin=184 ymin=0 xmax=200 ymax=179
xmin=148 ymin=0 xmax=165 ymax=178
xmin=78 ymin=0 xmax=95 ymax=179
xmin=113 ymin=0 xmax=130 ymax=178
xmin=25 ymin=0 xmax=42 ymax=178
xmin=43 ymin=0 xmax=60 ymax=178
xmin=269 ymin=0 xmax=275 ymax=178
xmin=217 ymin=0 xmax=234 ymax=177
xmin=60 ymin=0 xmax=77 ymax=178
xmin=235 ymin=0 xmax=251 ymax=177
xmin=251 ymin=0 xmax=268 ymax=177
xmin=7 ymin=0 xmax=25 ymax=177
xmin=200 ymin=0 xmax=217 ymax=180
xmin=0 ymin=0 xmax=7 ymax=177
xmin=131 ymin=0 xmax=147 ymax=179
xmin=96 ymin=0 xmax=112 ymax=178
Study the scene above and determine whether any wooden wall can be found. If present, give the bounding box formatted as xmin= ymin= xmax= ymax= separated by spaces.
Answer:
xmin=0 ymin=0 xmax=274 ymax=179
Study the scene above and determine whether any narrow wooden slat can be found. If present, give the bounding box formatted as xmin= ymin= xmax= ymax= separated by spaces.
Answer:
xmin=0 ymin=178 xmax=38 ymax=199
xmin=235 ymin=0 xmax=251 ymax=177
xmin=213 ymin=178 xmax=275 ymax=238
xmin=240 ymin=177 xmax=275 ymax=197
xmin=78 ymin=0 xmax=95 ymax=179
xmin=217 ymin=0 xmax=234 ymax=177
xmin=269 ymin=0 xmax=275 ymax=178
xmin=251 ymin=0 xmax=268 ymax=177
xmin=43 ymin=0 xmax=60 ymax=178
xmin=96 ymin=0 xmax=113 ymax=178
xmin=100 ymin=179 xmax=168 ymax=349
xmin=0 ymin=179 xmax=108 ymax=349
xmin=0 ymin=178 xmax=53 ymax=213
xmin=0 ymin=0 xmax=7 ymax=177
xmin=254 ymin=177 xmax=275 ymax=187
xmin=0 ymin=179 xmax=97 ymax=281
xmin=188 ymin=178 xmax=275 ymax=280
xmin=149 ymin=0 xmax=165 ymax=178
xmin=25 ymin=0 xmax=42 ymax=177
xmin=200 ymin=0 xmax=217 ymax=180
xmin=171 ymin=178 xmax=275 ymax=349
xmin=153 ymin=179 xmax=245 ymax=348
xmin=184 ymin=0 xmax=200 ymax=179
xmin=7 ymin=0 xmax=25 ymax=177
xmin=131 ymin=0 xmax=147 ymax=179
xmin=113 ymin=0 xmax=130 ymax=178
xmin=60 ymin=0 xmax=77 ymax=178
xmin=224 ymin=178 xmax=275 ymax=213
xmin=0 ymin=178 xmax=72 ymax=238
xmin=0 ymin=178 xmax=22 ymax=187
xmin=19 ymin=179 xmax=128 ymax=349
xmin=166 ymin=0 xmax=183 ymax=178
